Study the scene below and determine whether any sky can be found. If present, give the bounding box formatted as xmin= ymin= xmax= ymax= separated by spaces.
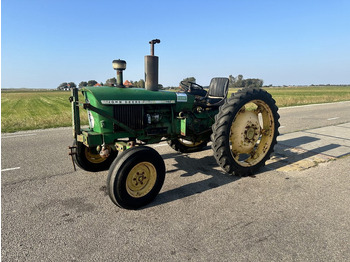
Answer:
xmin=1 ymin=0 xmax=350 ymax=88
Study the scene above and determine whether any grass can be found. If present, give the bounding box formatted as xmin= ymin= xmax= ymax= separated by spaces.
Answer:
xmin=264 ymin=86 xmax=350 ymax=107
xmin=228 ymin=86 xmax=350 ymax=107
xmin=1 ymin=90 xmax=87 ymax=133
xmin=1 ymin=86 xmax=350 ymax=133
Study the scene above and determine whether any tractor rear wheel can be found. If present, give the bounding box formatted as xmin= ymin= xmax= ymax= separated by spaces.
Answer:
xmin=211 ymin=88 xmax=280 ymax=176
xmin=168 ymin=138 xmax=207 ymax=153
xmin=73 ymin=140 xmax=117 ymax=172
xmin=107 ymin=146 xmax=166 ymax=209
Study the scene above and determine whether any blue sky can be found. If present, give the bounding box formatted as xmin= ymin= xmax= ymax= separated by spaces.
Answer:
xmin=2 ymin=0 xmax=350 ymax=88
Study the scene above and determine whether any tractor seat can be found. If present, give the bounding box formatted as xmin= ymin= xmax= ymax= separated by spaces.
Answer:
xmin=206 ymin=77 xmax=229 ymax=106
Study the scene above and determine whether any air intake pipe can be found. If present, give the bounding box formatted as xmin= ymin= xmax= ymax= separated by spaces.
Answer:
xmin=145 ymin=39 xmax=160 ymax=91
xmin=112 ymin=59 xmax=127 ymax=87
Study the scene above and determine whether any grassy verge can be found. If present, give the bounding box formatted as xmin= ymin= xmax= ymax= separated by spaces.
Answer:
xmin=1 ymin=86 xmax=350 ymax=133
xmin=228 ymin=86 xmax=350 ymax=107
xmin=264 ymin=86 xmax=350 ymax=107
xmin=1 ymin=91 xmax=87 ymax=133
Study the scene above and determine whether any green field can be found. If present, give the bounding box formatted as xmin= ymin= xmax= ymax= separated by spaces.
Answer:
xmin=254 ymin=86 xmax=350 ymax=107
xmin=1 ymin=90 xmax=88 ymax=133
xmin=2 ymin=86 xmax=350 ymax=133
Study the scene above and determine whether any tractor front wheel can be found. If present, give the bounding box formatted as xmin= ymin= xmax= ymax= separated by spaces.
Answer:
xmin=73 ymin=140 xmax=117 ymax=172
xmin=107 ymin=146 xmax=166 ymax=209
xmin=211 ymin=88 xmax=280 ymax=176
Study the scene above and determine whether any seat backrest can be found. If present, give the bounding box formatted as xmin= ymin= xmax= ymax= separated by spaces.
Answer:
xmin=208 ymin=77 xmax=229 ymax=98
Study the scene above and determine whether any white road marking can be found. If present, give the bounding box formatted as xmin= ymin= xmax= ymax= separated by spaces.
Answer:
xmin=2 ymin=133 xmax=37 ymax=139
xmin=327 ymin=117 xmax=340 ymax=121
xmin=1 ymin=167 xmax=21 ymax=172
xmin=279 ymin=126 xmax=285 ymax=129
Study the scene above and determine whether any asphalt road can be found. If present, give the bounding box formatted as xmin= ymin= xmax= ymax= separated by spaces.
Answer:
xmin=2 ymin=101 xmax=350 ymax=261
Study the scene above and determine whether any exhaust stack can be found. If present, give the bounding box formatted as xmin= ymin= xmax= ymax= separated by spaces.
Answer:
xmin=145 ymin=39 xmax=160 ymax=91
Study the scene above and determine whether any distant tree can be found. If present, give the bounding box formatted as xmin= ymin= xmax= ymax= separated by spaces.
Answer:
xmin=79 ymin=81 xmax=88 ymax=88
xmin=256 ymin=79 xmax=263 ymax=87
xmin=158 ymin=84 xmax=164 ymax=90
xmin=100 ymin=82 xmax=104 ymax=86
xmin=87 ymin=80 xmax=98 ymax=86
xmin=138 ymin=79 xmax=145 ymax=88
xmin=123 ymin=79 xmax=145 ymax=88
xmin=68 ymin=82 xmax=76 ymax=88
xmin=180 ymin=77 xmax=196 ymax=87
xmin=105 ymin=77 xmax=116 ymax=86
xmin=243 ymin=79 xmax=251 ymax=87
xmin=134 ymin=79 xmax=145 ymax=88
xmin=243 ymin=78 xmax=264 ymax=88
xmin=228 ymin=74 xmax=263 ymax=88
xmin=57 ymin=82 xmax=68 ymax=90
xmin=235 ymin=74 xmax=243 ymax=87
xmin=228 ymin=75 xmax=236 ymax=88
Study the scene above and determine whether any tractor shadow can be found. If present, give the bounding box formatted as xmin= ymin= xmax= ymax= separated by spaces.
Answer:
xmin=146 ymin=136 xmax=343 ymax=208
xmin=146 ymin=148 xmax=241 ymax=208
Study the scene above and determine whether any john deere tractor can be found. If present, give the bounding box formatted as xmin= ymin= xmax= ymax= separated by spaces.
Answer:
xmin=69 ymin=39 xmax=280 ymax=209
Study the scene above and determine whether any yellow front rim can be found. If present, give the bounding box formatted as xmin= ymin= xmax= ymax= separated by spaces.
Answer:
xmin=126 ymin=162 xmax=157 ymax=198
xmin=178 ymin=139 xmax=203 ymax=148
xmin=229 ymin=100 xmax=275 ymax=167
xmin=84 ymin=147 xmax=106 ymax=164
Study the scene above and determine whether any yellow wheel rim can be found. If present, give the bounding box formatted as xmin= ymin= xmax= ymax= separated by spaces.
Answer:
xmin=229 ymin=100 xmax=275 ymax=167
xmin=126 ymin=162 xmax=157 ymax=198
xmin=178 ymin=139 xmax=203 ymax=148
xmin=84 ymin=147 xmax=106 ymax=164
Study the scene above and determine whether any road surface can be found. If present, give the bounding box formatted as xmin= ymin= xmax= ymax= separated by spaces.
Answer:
xmin=2 ymin=101 xmax=350 ymax=261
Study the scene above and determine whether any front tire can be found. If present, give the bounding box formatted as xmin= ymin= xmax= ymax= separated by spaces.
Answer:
xmin=73 ymin=140 xmax=117 ymax=172
xmin=211 ymin=88 xmax=280 ymax=176
xmin=107 ymin=146 xmax=166 ymax=209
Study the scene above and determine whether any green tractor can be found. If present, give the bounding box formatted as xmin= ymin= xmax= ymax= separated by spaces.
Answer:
xmin=69 ymin=39 xmax=280 ymax=209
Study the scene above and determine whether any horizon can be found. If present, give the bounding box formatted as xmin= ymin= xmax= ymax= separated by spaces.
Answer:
xmin=3 ymin=83 xmax=350 ymax=91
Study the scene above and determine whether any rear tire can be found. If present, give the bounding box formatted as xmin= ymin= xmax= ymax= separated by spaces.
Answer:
xmin=107 ymin=146 xmax=166 ymax=209
xmin=73 ymin=140 xmax=117 ymax=172
xmin=211 ymin=88 xmax=279 ymax=176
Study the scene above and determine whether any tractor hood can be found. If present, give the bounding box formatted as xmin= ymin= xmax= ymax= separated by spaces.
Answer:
xmin=83 ymin=86 xmax=192 ymax=106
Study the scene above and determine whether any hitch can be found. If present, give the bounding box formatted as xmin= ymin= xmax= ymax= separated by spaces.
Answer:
xmin=68 ymin=146 xmax=77 ymax=171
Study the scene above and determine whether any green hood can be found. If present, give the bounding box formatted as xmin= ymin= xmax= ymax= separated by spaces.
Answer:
xmin=83 ymin=86 xmax=181 ymax=105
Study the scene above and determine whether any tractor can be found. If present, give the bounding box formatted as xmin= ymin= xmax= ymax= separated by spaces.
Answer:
xmin=69 ymin=39 xmax=280 ymax=209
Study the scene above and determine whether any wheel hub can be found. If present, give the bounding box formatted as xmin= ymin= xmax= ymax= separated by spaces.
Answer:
xmin=230 ymin=111 xmax=261 ymax=154
xmin=246 ymin=127 xmax=256 ymax=140
xmin=85 ymin=147 xmax=106 ymax=164
xmin=133 ymin=172 xmax=147 ymax=185
xmin=126 ymin=162 xmax=157 ymax=198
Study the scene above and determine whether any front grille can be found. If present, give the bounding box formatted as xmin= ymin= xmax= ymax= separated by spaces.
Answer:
xmin=113 ymin=105 xmax=144 ymax=132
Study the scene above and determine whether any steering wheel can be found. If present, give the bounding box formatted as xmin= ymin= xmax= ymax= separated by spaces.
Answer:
xmin=180 ymin=81 xmax=204 ymax=92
